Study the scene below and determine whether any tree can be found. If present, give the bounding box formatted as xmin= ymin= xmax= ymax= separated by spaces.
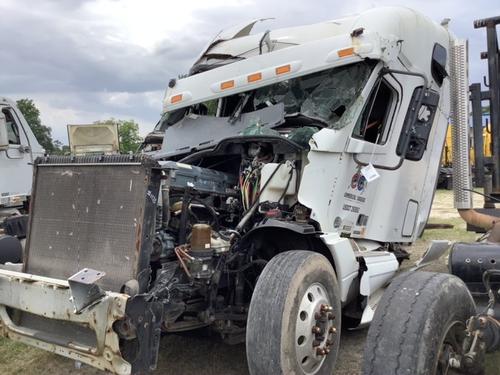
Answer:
xmin=94 ymin=119 xmax=143 ymax=153
xmin=16 ymin=98 xmax=57 ymax=153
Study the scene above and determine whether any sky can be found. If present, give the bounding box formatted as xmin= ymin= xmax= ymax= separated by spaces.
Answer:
xmin=1 ymin=0 xmax=499 ymax=143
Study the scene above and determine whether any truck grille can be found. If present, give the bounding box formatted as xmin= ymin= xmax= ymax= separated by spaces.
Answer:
xmin=24 ymin=155 xmax=161 ymax=293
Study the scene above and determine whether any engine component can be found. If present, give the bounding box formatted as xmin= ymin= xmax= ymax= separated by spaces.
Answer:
xmin=162 ymin=161 xmax=237 ymax=195
xmin=211 ymin=234 xmax=230 ymax=253
xmin=191 ymin=224 xmax=212 ymax=253
xmin=185 ymin=224 xmax=214 ymax=279
xmin=2 ymin=214 xmax=28 ymax=239
xmin=161 ymin=183 xmax=170 ymax=229
xmin=152 ymin=231 xmax=175 ymax=261
xmin=449 ymin=242 xmax=500 ymax=293
xmin=259 ymin=161 xmax=296 ymax=205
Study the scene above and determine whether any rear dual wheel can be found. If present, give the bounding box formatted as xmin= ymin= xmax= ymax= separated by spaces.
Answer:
xmin=246 ymin=250 xmax=341 ymax=375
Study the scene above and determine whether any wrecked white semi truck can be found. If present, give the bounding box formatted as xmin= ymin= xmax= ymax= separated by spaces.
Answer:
xmin=0 ymin=7 xmax=477 ymax=375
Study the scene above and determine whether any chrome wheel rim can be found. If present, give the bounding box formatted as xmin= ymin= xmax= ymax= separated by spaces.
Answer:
xmin=295 ymin=282 xmax=336 ymax=374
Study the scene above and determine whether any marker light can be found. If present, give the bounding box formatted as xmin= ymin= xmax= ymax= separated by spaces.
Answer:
xmin=275 ymin=64 xmax=291 ymax=75
xmin=337 ymin=47 xmax=355 ymax=58
xmin=171 ymin=94 xmax=183 ymax=104
xmin=247 ymin=72 xmax=262 ymax=83
xmin=220 ymin=80 xmax=235 ymax=90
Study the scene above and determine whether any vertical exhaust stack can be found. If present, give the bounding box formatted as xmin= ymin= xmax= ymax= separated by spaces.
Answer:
xmin=449 ymin=39 xmax=473 ymax=210
xmin=449 ymin=39 xmax=498 ymax=230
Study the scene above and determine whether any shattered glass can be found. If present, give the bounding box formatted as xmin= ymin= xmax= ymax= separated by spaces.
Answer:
xmin=158 ymin=61 xmax=376 ymax=154
xmin=252 ymin=62 xmax=374 ymax=129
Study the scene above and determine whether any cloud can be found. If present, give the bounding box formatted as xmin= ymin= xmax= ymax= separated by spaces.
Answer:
xmin=1 ymin=0 xmax=499 ymax=143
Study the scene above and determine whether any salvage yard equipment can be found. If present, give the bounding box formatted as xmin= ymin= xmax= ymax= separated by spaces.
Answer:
xmin=0 ymin=7 xmax=484 ymax=375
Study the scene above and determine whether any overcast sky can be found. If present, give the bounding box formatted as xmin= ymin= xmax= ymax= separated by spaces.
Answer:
xmin=1 ymin=0 xmax=499 ymax=143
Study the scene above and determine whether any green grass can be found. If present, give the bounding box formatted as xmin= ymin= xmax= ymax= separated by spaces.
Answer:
xmin=421 ymin=216 xmax=479 ymax=243
xmin=0 ymin=337 xmax=46 ymax=374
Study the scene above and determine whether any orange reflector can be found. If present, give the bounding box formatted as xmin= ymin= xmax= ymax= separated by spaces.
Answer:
xmin=171 ymin=94 xmax=183 ymax=104
xmin=220 ymin=80 xmax=235 ymax=90
xmin=337 ymin=47 xmax=355 ymax=58
xmin=247 ymin=72 xmax=262 ymax=83
xmin=275 ymin=64 xmax=291 ymax=75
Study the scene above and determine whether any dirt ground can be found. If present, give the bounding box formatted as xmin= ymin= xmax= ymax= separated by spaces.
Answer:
xmin=0 ymin=189 xmax=496 ymax=375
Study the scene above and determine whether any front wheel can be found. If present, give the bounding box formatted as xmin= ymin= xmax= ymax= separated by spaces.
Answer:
xmin=362 ymin=271 xmax=477 ymax=375
xmin=246 ymin=250 xmax=341 ymax=375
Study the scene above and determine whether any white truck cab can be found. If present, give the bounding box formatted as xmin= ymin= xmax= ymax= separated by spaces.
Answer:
xmin=0 ymin=97 xmax=44 ymax=214
xmin=0 ymin=7 xmax=467 ymax=375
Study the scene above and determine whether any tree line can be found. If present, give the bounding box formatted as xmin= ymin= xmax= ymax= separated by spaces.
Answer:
xmin=16 ymin=98 xmax=143 ymax=154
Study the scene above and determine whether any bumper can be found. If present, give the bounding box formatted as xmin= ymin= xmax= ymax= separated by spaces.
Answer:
xmin=0 ymin=269 xmax=132 ymax=374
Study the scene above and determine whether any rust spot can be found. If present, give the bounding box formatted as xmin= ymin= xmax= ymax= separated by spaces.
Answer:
xmin=135 ymin=222 xmax=142 ymax=254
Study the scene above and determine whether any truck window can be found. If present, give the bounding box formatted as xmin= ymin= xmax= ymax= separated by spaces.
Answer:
xmin=353 ymin=79 xmax=396 ymax=144
xmin=159 ymin=61 xmax=376 ymax=132
xmin=2 ymin=109 xmax=20 ymax=145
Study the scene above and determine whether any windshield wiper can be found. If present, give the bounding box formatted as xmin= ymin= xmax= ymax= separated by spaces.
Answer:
xmin=228 ymin=93 xmax=252 ymax=124
xmin=284 ymin=113 xmax=329 ymax=128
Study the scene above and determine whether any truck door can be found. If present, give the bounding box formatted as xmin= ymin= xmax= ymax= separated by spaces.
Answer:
xmin=0 ymin=106 xmax=34 ymax=202
xmin=345 ymin=73 xmax=401 ymax=164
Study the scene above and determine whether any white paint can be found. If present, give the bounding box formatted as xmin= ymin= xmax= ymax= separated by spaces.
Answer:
xmin=0 ymin=97 xmax=44 ymax=210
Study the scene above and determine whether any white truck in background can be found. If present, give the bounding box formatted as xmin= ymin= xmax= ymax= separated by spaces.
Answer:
xmin=0 ymin=97 xmax=44 ymax=217
xmin=0 ymin=97 xmax=44 ymax=264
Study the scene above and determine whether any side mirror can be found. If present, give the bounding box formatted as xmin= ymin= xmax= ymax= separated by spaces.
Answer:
xmin=396 ymin=87 xmax=440 ymax=161
xmin=0 ymin=112 xmax=9 ymax=150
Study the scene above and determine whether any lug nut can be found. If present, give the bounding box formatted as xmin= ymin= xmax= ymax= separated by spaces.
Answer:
xmin=324 ymin=347 xmax=330 ymax=354
xmin=329 ymin=327 xmax=337 ymax=334
xmin=321 ymin=304 xmax=333 ymax=313
xmin=312 ymin=326 xmax=321 ymax=334
xmin=316 ymin=348 xmax=326 ymax=356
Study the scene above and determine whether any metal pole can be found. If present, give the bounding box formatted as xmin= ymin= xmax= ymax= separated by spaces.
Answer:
xmin=470 ymin=83 xmax=485 ymax=187
xmin=475 ymin=16 xmax=500 ymax=193
xmin=484 ymin=174 xmax=495 ymax=209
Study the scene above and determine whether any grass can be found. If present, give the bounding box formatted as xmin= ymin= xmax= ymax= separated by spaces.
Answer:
xmin=0 ymin=189 xmax=497 ymax=374
xmin=0 ymin=338 xmax=48 ymax=375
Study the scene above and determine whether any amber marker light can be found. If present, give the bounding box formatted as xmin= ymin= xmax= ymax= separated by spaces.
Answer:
xmin=220 ymin=80 xmax=235 ymax=90
xmin=247 ymin=72 xmax=262 ymax=83
xmin=275 ymin=64 xmax=291 ymax=75
xmin=170 ymin=94 xmax=183 ymax=104
xmin=337 ymin=47 xmax=355 ymax=58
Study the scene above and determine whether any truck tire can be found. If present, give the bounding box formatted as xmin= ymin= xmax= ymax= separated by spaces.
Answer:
xmin=0 ymin=235 xmax=23 ymax=264
xmin=362 ymin=271 xmax=476 ymax=375
xmin=246 ymin=250 xmax=341 ymax=375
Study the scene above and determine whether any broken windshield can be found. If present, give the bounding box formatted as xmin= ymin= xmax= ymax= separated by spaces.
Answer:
xmin=156 ymin=60 xmax=376 ymax=132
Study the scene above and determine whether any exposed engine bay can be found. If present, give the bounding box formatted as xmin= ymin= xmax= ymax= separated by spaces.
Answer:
xmin=150 ymin=136 xmax=308 ymax=341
